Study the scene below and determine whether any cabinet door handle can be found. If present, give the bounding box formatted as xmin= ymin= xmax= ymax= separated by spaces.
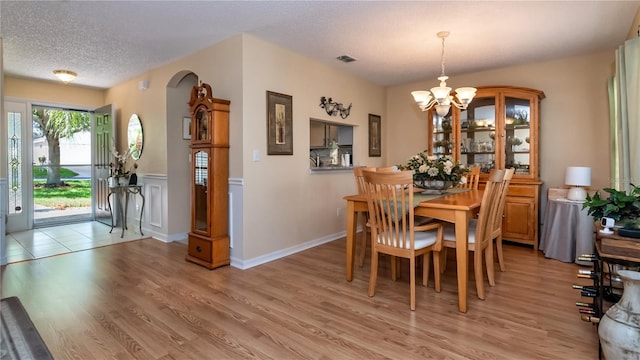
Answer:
xmin=196 ymin=245 xmax=202 ymax=252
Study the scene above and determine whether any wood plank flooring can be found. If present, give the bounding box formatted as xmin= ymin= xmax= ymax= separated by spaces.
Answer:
xmin=0 ymin=238 xmax=600 ymax=359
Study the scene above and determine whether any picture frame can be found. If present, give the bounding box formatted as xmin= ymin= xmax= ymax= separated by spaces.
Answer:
xmin=369 ymin=114 xmax=381 ymax=157
xmin=267 ymin=91 xmax=293 ymax=155
xmin=182 ymin=117 xmax=191 ymax=140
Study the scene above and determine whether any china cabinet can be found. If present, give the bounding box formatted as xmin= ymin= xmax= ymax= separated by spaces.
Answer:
xmin=186 ymin=82 xmax=231 ymax=269
xmin=427 ymin=86 xmax=545 ymax=249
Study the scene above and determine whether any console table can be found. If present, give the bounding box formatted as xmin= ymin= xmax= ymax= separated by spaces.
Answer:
xmin=540 ymin=197 xmax=594 ymax=265
xmin=107 ymin=185 xmax=144 ymax=238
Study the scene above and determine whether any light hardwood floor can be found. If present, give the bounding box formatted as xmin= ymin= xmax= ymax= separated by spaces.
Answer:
xmin=0 ymin=237 xmax=600 ymax=359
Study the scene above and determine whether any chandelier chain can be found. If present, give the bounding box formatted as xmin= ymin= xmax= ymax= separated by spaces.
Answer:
xmin=440 ymin=36 xmax=446 ymax=77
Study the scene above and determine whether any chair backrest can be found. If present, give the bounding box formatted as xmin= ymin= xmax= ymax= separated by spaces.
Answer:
xmin=354 ymin=166 xmax=399 ymax=195
xmin=491 ymin=168 xmax=515 ymax=232
xmin=354 ymin=167 xmax=374 ymax=195
xmin=474 ymin=169 xmax=506 ymax=248
xmin=362 ymin=170 xmax=417 ymax=251
xmin=459 ymin=166 xmax=480 ymax=189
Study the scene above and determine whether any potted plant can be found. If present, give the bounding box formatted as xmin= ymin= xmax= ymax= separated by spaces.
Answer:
xmin=583 ymin=184 xmax=640 ymax=230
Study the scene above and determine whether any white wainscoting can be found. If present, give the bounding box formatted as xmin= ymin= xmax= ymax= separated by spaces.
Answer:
xmin=228 ymin=178 xmax=244 ymax=265
xmin=137 ymin=174 xmax=171 ymax=241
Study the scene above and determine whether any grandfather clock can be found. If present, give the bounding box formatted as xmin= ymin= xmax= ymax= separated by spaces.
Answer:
xmin=185 ymin=82 xmax=230 ymax=269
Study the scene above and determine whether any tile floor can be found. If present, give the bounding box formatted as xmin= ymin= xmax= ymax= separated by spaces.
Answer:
xmin=5 ymin=221 xmax=146 ymax=264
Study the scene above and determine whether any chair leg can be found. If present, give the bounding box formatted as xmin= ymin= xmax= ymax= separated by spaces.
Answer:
xmin=391 ymin=256 xmax=398 ymax=281
xmin=440 ymin=248 xmax=448 ymax=274
xmin=368 ymin=249 xmax=379 ymax=297
xmin=410 ymin=256 xmax=416 ymax=310
xmin=474 ymin=249 xmax=485 ymax=300
xmin=357 ymin=214 xmax=368 ymax=267
xmin=496 ymin=235 xmax=506 ymax=271
xmin=485 ymin=242 xmax=496 ymax=287
xmin=422 ymin=253 xmax=430 ymax=286
xmin=432 ymin=251 xmax=441 ymax=293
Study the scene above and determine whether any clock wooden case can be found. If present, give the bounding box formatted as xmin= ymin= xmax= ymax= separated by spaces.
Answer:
xmin=185 ymin=82 xmax=231 ymax=269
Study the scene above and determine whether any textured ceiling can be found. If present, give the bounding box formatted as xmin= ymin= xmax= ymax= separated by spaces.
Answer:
xmin=1 ymin=1 xmax=639 ymax=89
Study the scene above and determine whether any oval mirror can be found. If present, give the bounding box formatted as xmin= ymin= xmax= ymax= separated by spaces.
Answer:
xmin=128 ymin=114 xmax=143 ymax=160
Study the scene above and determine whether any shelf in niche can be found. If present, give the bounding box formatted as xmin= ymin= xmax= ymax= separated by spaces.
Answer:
xmin=461 ymin=127 xmax=495 ymax=133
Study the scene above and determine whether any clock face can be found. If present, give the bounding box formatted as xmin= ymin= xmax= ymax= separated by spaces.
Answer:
xmin=196 ymin=108 xmax=208 ymax=140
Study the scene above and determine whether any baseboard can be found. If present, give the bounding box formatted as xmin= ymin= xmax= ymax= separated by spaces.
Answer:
xmin=230 ymin=231 xmax=346 ymax=270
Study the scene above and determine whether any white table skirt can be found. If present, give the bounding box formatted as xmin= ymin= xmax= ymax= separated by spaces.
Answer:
xmin=539 ymin=198 xmax=595 ymax=266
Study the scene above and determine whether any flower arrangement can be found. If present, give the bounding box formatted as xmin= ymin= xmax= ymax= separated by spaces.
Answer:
xmin=110 ymin=144 xmax=137 ymax=178
xmin=398 ymin=151 xmax=469 ymax=184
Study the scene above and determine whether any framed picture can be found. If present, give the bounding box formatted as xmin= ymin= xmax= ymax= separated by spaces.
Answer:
xmin=369 ymin=114 xmax=381 ymax=157
xmin=267 ymin=91 xmax=293 ymax=155
xmin=182 ymin=117 xmax=191 ymax=140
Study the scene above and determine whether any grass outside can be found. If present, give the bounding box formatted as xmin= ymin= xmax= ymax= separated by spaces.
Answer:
xmin=33 ymin=166 xmax=78 ymax=179
xmin=34 ymin=165 xmax=91 ymax=208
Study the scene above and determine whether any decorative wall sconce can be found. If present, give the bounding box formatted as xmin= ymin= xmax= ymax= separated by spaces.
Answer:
xmin=320 ymin=96 xmax=352 ymax=119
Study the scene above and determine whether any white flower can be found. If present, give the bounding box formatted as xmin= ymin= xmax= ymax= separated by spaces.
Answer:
xmin=427 ymin=167 xmax=439 ymax=177
xmin=427 ymin=155 xmax=438 ymax=161
xmin=418 ymin=164 xmax=428 ymax=173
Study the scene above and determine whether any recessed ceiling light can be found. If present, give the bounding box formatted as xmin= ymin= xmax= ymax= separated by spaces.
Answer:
xmin=336 ymin=55 xmax=357 ymax=63
xmin=53 ymin=70 xmax=77 ymax=83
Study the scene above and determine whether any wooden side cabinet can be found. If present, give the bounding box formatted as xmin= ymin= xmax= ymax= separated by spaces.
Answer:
xmin=185 ymin=82 xmax=231 ymax=269
xmin=427 ymin=85 xmax=545 ymax=249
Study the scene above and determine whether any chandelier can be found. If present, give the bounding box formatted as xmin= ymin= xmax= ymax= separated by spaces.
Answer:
xmin=411 ymin=31 xmax=476 ymax=117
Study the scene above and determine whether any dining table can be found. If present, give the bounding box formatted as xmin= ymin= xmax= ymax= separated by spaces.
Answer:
xmin=343 ymin=188 xmax=482 ymax=313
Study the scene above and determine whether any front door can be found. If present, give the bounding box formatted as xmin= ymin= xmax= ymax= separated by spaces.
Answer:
xmin=92 ymin=104 xmax=115 ymax=226
xmin=5 ymin=101 xmax=30 ymax=232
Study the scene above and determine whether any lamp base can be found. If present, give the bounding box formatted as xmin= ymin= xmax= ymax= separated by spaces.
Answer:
xmin=567 ymin=187 xmax=587 ymax=201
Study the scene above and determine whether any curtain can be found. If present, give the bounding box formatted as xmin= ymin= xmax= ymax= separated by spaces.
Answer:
xmin=609 ymin=36 xmax=640 ymax=192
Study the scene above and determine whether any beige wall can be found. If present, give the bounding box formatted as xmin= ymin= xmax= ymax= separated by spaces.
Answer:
xmin=239 ymin=35 xmax=386 ymax=259
xmin=387 ymin=50 xmax=615 ymax=219
xmin=4 ymin=76 xmax=105 ymax=109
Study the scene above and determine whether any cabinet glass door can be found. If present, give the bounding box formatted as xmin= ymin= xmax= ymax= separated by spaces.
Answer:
xmin=193 ymin=150 xmax=209 ymax=234
xmin=431 ymin=108 xmax=454 ymax=157
xmin=460 ymin=97 xmax=496 ymax=173
xmin=504 ymin=96 xmax=531 ymax=175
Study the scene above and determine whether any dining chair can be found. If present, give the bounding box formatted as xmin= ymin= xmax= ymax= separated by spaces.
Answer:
xmin=492 ymin=167 xmax=515 ymax=272
xmin=353 ymin=166 xmax=399 ymax=267
xmin=440 ymin=169 xmax=506 ymax=300
xmin=459 ymin=166 xmax=480 ymax=190
xmin=362 ymin=170 xmax=443 ymax=310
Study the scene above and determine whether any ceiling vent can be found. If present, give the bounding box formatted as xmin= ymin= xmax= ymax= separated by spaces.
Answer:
xmin=336 ymin=55 xmax=357 ymax=63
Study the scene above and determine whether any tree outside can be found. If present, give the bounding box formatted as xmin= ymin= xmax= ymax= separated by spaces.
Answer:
xmin=32 ymin=107 xmax=90 ymax=186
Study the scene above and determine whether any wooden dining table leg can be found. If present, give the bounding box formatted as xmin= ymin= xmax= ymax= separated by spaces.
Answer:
xmin=346 ymin=199 xmax=357 ymax=281
xmin=454 ymin=209 xmax=470 ymax=313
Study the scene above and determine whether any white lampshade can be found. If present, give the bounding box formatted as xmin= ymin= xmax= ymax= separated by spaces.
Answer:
xmin=430 ymin=85 xmax=452 ymax=102
xmin=455 ymin=87 xmax=477 ymax=106
xmin=565 ymin=167 xmax=591 ymax=187
xmin=565 ymin=166 xmax=591 ymax=201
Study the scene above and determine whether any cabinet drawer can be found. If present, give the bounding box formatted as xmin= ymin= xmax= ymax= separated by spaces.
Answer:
xmin=188 ymin=235 xmax=212 ymax=262
xmin=506 ymin=184 xmax=536 ymax=198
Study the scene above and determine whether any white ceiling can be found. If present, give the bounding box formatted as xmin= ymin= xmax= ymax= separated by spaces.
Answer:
xmin=2 ymin=1 xmax=639 ymax=89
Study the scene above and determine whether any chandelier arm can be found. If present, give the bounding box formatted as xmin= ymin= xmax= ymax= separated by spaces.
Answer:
xmin=450 ymin=98 xmax=465 ymax=109
xmin=423 ymin=98 xmax=440 ymax=111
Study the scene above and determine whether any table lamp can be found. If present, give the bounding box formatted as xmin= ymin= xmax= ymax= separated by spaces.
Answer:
xmin=565 ymin=166 xmax=591 ymax=201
